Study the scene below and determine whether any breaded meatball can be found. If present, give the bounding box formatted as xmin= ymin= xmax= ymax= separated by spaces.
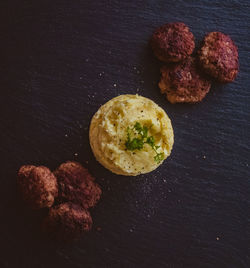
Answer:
xmin=159 ymin=57 xmax=211 ymax=104
xmin=54 ymin=161 xmax=102 ymax=209
xmin=17 ymin=165 xmax=58 ymax=209
xmin=198 ymin=32 xmax=239 ymax=82
xmin=42 ymin=202 xmax=92 ymax=240
xmin=151 ymin=22 xmax=195 ymax=63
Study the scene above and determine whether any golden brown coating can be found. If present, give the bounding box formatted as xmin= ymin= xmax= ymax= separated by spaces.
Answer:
xmin=198 ymin=32 xmax=239 ymax=82
xmin=54 ymin=161 xmax=102 ymax=209
xmin=159 ymin=57 xmax=211 ymax=104
xmin=17 ymin=165 xmax=58 ymax=209
xmin=42 ymin=202 xmax=92 ymax=241
xmin=151 ymin=22 xmax=195 ymax=63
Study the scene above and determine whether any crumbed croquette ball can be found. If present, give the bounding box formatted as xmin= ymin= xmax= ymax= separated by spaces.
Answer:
xmin=17 ymin=165 xmax=58 ymax=209
xmin=198 ymin=32 xmax=239 ymax=82
xmin=151 ymin=22 xmax=195 ymax=63
xmin=42 ymin=202 xmax=92 ymax=240
xmin=159 ymin=57 xmax=211 ymax=104
xmin=54 ymin=161 xmax=102 ymax=209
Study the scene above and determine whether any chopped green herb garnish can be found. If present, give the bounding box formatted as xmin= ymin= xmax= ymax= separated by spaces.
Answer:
xmin=125 ymin=122 xmax=164 ymax=164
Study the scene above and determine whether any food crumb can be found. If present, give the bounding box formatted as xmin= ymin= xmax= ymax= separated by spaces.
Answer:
xmin=65 ymin=134 xmax=68 ymax=138
xmin=216 ymin=237 xmax=220 ymax=241
xmin=203 ymin=155 xmax=206 ymax=159
xmin=113 ymin=83 xmax=117 ymax=87
xmin=74 ymin=153 xmax=78 ymax=157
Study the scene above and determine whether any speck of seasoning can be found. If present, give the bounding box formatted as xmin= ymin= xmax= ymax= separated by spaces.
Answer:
xmin=133 ymin=66 xmax=137 ymax=70
xmin=216 ymin=237 xmax=220 ymax=241
xmin=129 ymin=229 xmax=133 ymax=233
xmin=65 ymin=134 xmax=68 ymax=138
xmin=79 ymin=76 xmax=83 ymax=80
xmin=74 ymin=153 xmax=78 ymax=157
xmin=113 ymin=83 xmax=117 ymax=87
xmin=99 ymin=73 xmax=102 ymax=76
xmin=141 ymin=110 xmax=143 ymax=113
xmin=203 ymin=155 xmax=206 ymax=159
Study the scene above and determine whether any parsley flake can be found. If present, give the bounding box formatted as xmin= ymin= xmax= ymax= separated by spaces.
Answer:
xmin=125 ymin=122 xmax=164 ymax=164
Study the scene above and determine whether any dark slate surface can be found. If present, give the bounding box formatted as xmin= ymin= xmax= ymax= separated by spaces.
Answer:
xmin=0 ymin=0 xmax=249 ymax=267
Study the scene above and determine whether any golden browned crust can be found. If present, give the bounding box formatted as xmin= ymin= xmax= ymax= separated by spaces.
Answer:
xmin=151 ymin=22 xmax=195 ymax=63
xmin=198 ymin=32 xmax=239 ymax=82
xmin=159 ymin=57 xmax=211 ymax=103
xmin=54 ymin=161 xmax=102 ymax=209
xmin=42 ymin=202 xmax=92 ymax=241
xmin=17 ymin=165 xmax=58 ymax=209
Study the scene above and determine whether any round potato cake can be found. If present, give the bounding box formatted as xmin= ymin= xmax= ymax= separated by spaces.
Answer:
xmin=89 ymin=95 xmax=174 ymax=176
xmin=159 ymin=57 xmax=211 ymax=104
xmin=198 ymin=31 xmax=239 ymax=82
xmin=151 ymin=22 xmax=195 ymax=63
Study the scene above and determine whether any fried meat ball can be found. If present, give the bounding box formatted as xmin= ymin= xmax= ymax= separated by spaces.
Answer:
xmin=151 ymin=22 xmax=195 ymax=63
xmin=159 ymin=57 xmax=211 ymax=104
xmin=17 ymin=165 xmax=58 ymax=209
xmin=198 ymin=32 xmax=239 ymax=82
xmin=42 ymin=202 xmax=92 ymax=240
xmin=54 ymin=161 xmax=102 ymax=209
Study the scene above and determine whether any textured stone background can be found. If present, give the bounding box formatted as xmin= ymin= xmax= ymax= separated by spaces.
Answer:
xmin=0 ymin=0 xmax=249 ymax=267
